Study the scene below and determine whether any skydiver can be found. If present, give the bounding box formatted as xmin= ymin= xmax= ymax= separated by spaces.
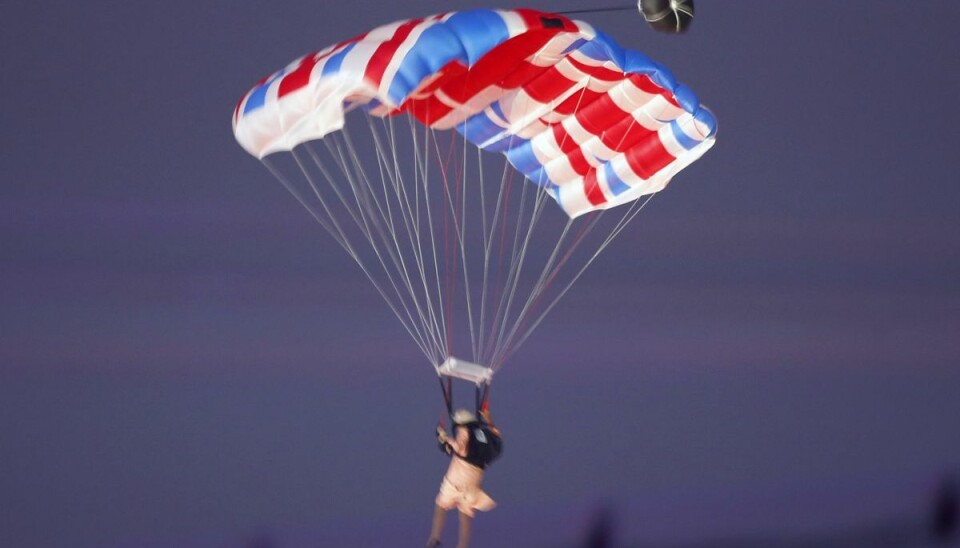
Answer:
xmin=426 ymin=408 xmax=501 ymax=548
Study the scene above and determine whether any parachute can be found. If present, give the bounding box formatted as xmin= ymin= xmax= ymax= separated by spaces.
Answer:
xmin=232 ymin=9 xmax=716 ymax=384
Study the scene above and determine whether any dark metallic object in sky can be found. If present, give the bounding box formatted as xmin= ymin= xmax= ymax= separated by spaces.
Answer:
xmin=639 ymin=0 xmax=695 ymax=33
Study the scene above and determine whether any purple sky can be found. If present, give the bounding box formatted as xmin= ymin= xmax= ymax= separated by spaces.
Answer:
xmin=2 ymin=1 xmax=959 ymax=547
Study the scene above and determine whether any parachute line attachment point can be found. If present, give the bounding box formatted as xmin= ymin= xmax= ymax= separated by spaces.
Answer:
xmin=436 ymin=356 xmax=494 ymax=385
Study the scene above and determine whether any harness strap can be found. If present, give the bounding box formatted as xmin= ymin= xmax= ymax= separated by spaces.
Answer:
xmin=476 ymin=383 xmax=491 ymax=416
xmin=438 ymin=376 xmax=454 ymax=432
xmin=439 ymin=376 xmax=492 ymax=432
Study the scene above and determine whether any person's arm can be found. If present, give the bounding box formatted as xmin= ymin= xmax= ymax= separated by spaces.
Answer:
xmin=439 ymin=425 xmax=470 ymax=457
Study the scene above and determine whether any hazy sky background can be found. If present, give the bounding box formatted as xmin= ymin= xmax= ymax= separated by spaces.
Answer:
xmin=2 ymin=1 xmax=959 ymax=547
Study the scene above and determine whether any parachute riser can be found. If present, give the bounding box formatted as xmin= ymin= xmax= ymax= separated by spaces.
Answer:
xmin=436 ymin=356 xmax=494 ymax=434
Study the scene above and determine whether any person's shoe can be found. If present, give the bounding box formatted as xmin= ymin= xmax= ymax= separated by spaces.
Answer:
xmin=425 ymin=538 xmax=441 ymax=547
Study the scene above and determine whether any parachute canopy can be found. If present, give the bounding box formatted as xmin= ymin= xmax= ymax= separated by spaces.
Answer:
xmin=232 ymin=9 xmax=716 ymax=374
xmin=233 ymin=9 xmax=715 ymax=219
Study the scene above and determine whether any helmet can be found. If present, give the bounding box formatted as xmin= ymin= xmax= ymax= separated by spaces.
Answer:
xmin=453 ymin=409 xmax=477 ymax=425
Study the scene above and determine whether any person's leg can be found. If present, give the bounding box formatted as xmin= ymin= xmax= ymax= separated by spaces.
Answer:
xmin=427 ymin=504 xmax=446 ymax=547
xmin=457 ymin=511 xmax=473 ymax=548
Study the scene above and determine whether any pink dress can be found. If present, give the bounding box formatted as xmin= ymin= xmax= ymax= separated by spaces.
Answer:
xmin=435 ymin=426 xmax=496 ymax=517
